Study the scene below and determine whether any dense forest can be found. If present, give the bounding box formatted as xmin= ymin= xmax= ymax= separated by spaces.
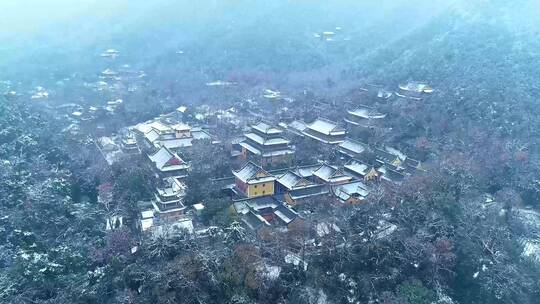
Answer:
xmin=1 ymin=1 xmax=540 ymax=303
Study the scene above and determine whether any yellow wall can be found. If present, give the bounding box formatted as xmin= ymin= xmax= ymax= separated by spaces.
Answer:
xmin=247 ymin=181 xmax=275 ymax=197
xmin=364 ymin=168 xmax=379 ymax=181
xmin=175 ymin=130 xmax=191 ymax=138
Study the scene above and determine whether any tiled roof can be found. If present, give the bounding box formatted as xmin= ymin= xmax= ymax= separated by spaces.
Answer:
xmin=277 ymin=171 xmax=313 ymax=190
xmin=306 ymin=118 xmax=346 ymax=135
xmin=289 ymin=185 xmax=329 ymax=200
xmin=274 ymin=204 xmax=299 ymax=225
xmin=144 ymin=129 xmax=160 ymax=143
xmin=288 ymin=120 xmax=307 ymax=133
xmin=148 ymin=146 xmax=188 ymax=172
xmin=233 ymin=162 xmax=275 ymax=183
xmin=243 ymin=211 xmax=270 ymax=230
xmin=399 ymin=82 xmax=433 ymax=93
xmin=337 ymin=181 xmax=371 ymax=197
xmin=245 ymin=196 xmax=279 ymax=211
xmin=245 ymin=133 xmax=289 ymax=146
xmin=339 ymin=138 xmax=367 ymax=155
xmin=378 ymin=165 xmax=406 ymax=183
xmin=374 ymin=148 xmax=400 ymax=164
xmin=344 ymin=160 xmax=371 ymax=176
xmin=313 ymin=163 xmax=351 ymax=183
xmin=294 ymin=164 xmax=322 ymax=178
xmin=160 ymin=138 xmax=193 ymax=149
xmin=347 ymin=105 xmax=386 ymax=119
xmin=252 ymin=122 xmax=283 ymax=134
xmin=239 ymin=142 xmax=262 ymax=155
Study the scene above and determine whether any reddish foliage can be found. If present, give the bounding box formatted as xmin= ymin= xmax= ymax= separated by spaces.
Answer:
xmin=416 ymin=136 xmax=430 ymax=150
xmin=169 ymin=157 xmax=182 ymax=165
xmin=515 ymin=150 xmax=528 ymax=162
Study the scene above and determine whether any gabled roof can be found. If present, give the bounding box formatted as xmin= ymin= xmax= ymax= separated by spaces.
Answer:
xmin=378 ymin=165 xmax=406 ymax=184
xmin=134 ymin=120 xmax=172 ymax=135
xmin=172 ymin=123 xmax=190 ymax=131
xmin=149 ymin=121 xmax=171 ymax=133
xmin=244 ymin=133 xmax=289 ymax=146
xmin=243 ymin=211 xmax=270 ymax=230
xmin=277 ymin=171 xmax=314 ymax=190
xmin=374 ymin=148 xmax=401 ymax=165
xmin=313 ymin=163 xmax=352 ymax=183
xmin=399 ymin=82 xmax=433 ymax=93
xmin=289 ymin=120 xmax=307 ymax=132
xmin=239 ymin=141 xmax=262 ymax=155
xmin=403 ymin=157 xmax=421 ymax=168
xmin=344 ymin=160 xmax=372 ymax=176
xmin=274 ymin=204 xmax=299 ymax=225
xmin=160 ymin=138 xmax=193 ymax=149
xmin=244 ymin=196 xmax=280 ymax=211
xmin=252 ymin=122 xmax=283 ymax=135
xmin=288 ymin=184 xmax=329 ymax=200
xmin=148 ymin=146 xmax=188 ymax=172
xmin=144 ymin=129 xmax=160 ymax=143
xmin=305 ymin=118 xmax=346 ymax=135
xmin=347 ymin=105 xmax=386 ymax=119
xmin=233 ymin=162 xmax=275 ymax=184
xmin=385 ymin=147 xmax=407 ymax=161
xmin=335 ymin=181 xmax=371 ymax=198
xmin=339 ymin=138 xmax=367 ymax=156
xmin=293 ymin=164 xmax=323 ymax=178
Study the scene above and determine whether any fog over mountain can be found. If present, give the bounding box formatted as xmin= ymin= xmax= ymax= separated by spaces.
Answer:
xmin=1 ymin=1 xmax=540 ymax=304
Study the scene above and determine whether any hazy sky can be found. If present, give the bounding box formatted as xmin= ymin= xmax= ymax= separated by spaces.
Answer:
xmin=0 ymin=0 xmax=456 ymax=38
xmin=0 ymin=1 xmax=129 ymax=35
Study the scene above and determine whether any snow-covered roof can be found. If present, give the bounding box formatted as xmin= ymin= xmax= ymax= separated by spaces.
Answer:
xmin=141 ymin=210 xmax=154 ymax=219
xmin=239 ymin=142 xmax=262 ymax=155
xmin=374 ymin=148 xmax=401 ymax=164
xmin=294 ymin=164 xmax=322 ymax=178
xmin=347 ymin=105 xmax=386 ymax=119
xmin=245 ymin=196 xmax=279 ymax=211
xmin=244 ymin=133 xmax=289 ymax=146
xmin=98 ymin=137 xmax=118 ymax=152
xmin=148 ymin=147 xmax=188 ymax=172
xmin=176 ymin=106 xmax=187 ymax=113
xmin=193 ymin=203 xmax=205 ymax=211
xmin=306 ymin=118 xmax=345 ymax=135
xmin=243 ymin=211 xmax=270 ymax=230
xmin=339 ymin=138 xmax=367 ymax=155
xmin=399 ymin=82 xmax=433 ymax=93
xmin=141 ymin=218 xmax=154 ymax=231
xmin=288 ymin=120 xmax=307 ymax=132
xmin=337 ymin=181 xmax=370 ymax=197
xmin=313 ymin=164 xmax=351 ymax=183
xmin=378 ymin=165 xmax=406 ymax=183
xmin=233 ymin=162 xmax=275 ymax=184
xmin=172 ymin=123 xmax=190 ymax=131
xmin=150 ymin=121 xmax=172 ymax=133
xmin=277 ymin=171 xmax=313 ymax=190
xmin=385 ymin=146 xmax=407 ymax=161
xmin=261 ymin=149 xmax=295 ymax=157
xmin=144 ymin=129 xmax=160 ymax=143
xmin=288 ymin=185 xmax=329 ymax=200
xmin=170 ymin=218 xmax=194 ymax=234
xmin=156 ymin=178 xmax=186 ymax=198
xmin=192 ymin=130 xmax=211 ymax=140
xmin=344 ymin=160 xmax=372 ymax=176
xmin=102 ymin=68 xmax=117 ymax=75
xmin=274 ymin=205 xmax=298 ymax=224
xmin=252 ymin=122 xmax=283 ymax=135
xmin=160 ymin=138 xmax=193 ymax=149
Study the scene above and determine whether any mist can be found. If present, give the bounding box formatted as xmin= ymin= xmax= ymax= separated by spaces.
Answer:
xmin=1 ymin=1 xmax=540 ymax=304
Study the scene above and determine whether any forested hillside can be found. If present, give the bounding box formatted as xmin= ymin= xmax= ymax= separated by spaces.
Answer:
xmin=1 ymin=1 xmax=540 ymax=303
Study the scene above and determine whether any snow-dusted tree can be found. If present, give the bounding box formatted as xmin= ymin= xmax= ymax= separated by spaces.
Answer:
xmin=224 ymin=221 xmax=246 ymax=244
